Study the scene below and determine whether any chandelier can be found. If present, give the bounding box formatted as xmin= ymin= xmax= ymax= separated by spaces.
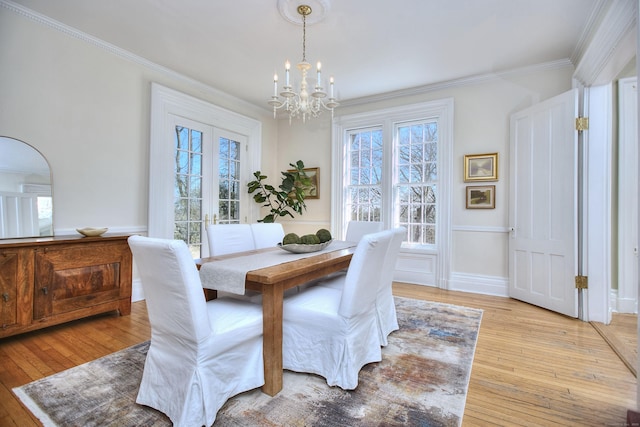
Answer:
xmin=268 ymin=4 xmax=339 ymax=122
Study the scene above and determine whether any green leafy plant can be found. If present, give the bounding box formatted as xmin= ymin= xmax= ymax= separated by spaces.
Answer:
xmin=247 ymin=160 xmax=313 ymax=223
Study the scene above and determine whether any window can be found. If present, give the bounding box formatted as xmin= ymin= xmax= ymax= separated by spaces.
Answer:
xmin=346 ymin=127 xmax=383 ymax=222
xmin=333 ymin=99 xmax=452 ymax=254
xmin=396 ymin=120 xmax=438 ymax=245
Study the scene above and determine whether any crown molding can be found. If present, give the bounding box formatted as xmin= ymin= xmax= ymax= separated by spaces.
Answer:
xmin=3 ymin=0 xmax=623 ymax=112
xmin=339 ymin=59 xmax=574 ymax=108
xmin=572 ymin=0 xmax=637 ymax=86
xmin=570 ymin=0 xmax=610 ymax=66
xmin=0 ymin=0 xmax=268 ymax=117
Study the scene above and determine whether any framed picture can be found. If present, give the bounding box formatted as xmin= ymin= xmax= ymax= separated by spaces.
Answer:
xmin=466 ymin=185 xmax=495 ymax=209
xmin=464 ymin=153 xmax=498 ymax=182
xmin=288 ymin=167 xmax=319 ymax=199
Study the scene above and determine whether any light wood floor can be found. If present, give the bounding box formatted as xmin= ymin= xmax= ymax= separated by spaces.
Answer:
xmin=592 ymin=313 xmax=638 ymax=377
xmin=0 ymin=283 xmax=636 ymax=426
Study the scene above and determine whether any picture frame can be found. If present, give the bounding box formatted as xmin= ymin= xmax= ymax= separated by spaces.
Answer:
xmin=464 ymin=153 xmax=498 ymax=182
xmin=466 ymin=185 xmax=496 ymax=209
xmin=288 ymin=167 xmax=319 ymax=199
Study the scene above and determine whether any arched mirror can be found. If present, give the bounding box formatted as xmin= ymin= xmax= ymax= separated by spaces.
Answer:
xmin=0 ymin=137 xmax=53 ymax=238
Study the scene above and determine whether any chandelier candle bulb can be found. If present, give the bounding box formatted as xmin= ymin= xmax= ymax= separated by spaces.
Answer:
xmin=285 ymin=61 xmax=291 ymax=86
xmin=330 ymin=77 xmax=334 ymax=98
xmin=316 ymin=62 xmax=321 ymax=86
xmin=273 ymin=74 xmax=278 ymax=96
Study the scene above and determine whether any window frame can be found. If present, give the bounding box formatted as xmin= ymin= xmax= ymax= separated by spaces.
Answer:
xmin=331 ymin=99 xmax=453 ymax=285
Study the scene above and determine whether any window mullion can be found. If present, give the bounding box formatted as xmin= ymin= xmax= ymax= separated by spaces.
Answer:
xmin=382 ymin=119 xmax=395 ymax=229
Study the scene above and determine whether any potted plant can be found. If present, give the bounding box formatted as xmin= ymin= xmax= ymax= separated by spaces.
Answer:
xmin=247 ymin=160 xmax=313 ymax=223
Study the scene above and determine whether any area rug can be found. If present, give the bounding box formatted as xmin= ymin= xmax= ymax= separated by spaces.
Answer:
xmin=14 ymin=297 xmax=482 ymax=427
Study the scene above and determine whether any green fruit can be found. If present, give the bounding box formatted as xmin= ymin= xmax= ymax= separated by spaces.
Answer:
xmin=316 ymin=228 xmax=332 ymax=243
xmin=300 ymin=234 xmax=320 ymax=245
xmin=282 ymin=233 xmax=301 ymax=245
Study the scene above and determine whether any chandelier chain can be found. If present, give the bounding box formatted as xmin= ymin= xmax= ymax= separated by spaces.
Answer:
xmin=302 ymin=12 xmax=306 ymax=63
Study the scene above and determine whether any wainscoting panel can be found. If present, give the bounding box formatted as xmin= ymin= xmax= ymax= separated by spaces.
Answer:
xmin=393 ymin=251 xmax=436 ymax=286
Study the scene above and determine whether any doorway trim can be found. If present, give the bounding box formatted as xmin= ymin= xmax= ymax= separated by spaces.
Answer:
xmin=148 ymin=83 xmax=262 ymax=239
xmin=583 ymin=83 xmax=614 ymax=324
xmin=617 ymin=77 xmax=638 ymax=314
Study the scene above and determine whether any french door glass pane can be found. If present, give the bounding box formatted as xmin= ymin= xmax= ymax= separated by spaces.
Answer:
xmin=174 ymin=126 xmax=203 ymax=257
xmin=218 ymin=137 xmax=241 ymax=224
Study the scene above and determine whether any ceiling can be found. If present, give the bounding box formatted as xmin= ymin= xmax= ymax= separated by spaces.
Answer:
xmin=8 ymin=0 xmax=603 ymax=111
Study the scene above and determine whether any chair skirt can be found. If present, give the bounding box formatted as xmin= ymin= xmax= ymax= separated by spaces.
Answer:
xmin=282 ymin=285 xmax=382 ymax=390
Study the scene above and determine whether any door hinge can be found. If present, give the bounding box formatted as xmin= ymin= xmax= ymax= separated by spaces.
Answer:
xmin=575 ymin=117 xmax=589 ymax=132
xmin=575 ymin=275 xmax=588 ymax=289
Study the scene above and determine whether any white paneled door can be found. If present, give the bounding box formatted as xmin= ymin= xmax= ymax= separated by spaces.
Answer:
xmin=508 ymin=89 xmax=579 ymax=318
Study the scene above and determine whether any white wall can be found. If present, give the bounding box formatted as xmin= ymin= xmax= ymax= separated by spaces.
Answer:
xmin=276 ymin=65 xmax=575 ymax=294
xmin=0 ymin=9 xmax=279 ymax=236
xmin=275 ymin=118 xmax=333 ymax=236
xmin=1 ymin=5 xmax=576 ymax=298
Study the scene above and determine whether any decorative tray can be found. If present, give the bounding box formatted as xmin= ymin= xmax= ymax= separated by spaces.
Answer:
xmin=76 ymin=227 xmax=108 ymax=237
xmin=278 ymin=240 xmax=333 ymax=254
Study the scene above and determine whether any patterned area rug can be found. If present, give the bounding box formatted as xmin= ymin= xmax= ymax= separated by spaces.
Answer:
xmin=14 ymin=297 xmax=482 ymax=427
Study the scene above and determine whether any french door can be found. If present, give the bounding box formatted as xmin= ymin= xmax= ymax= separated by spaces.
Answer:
xmin=171 ymin=117 xmax=248 ymax=258
xmin=148 ymin=83 xmax=261 ymax=258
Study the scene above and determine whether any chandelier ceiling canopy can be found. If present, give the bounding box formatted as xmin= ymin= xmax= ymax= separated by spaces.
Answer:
xmin=269 ymin=2 xmax=338 ymax=123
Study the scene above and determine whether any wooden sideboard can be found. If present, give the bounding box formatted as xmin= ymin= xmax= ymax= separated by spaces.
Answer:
xmin=0 ymin=234 xmax=132 ymax=338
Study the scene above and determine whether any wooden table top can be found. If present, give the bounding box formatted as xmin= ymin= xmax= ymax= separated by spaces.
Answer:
xmin=196 ymin=246 xmax=356 ymax=285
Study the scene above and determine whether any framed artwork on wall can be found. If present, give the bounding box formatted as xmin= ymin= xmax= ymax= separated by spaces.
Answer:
xmin=464 ymin=153 xmax=498 ymax=182
xmin=288 ymin=167 xmax=320 ymax=199
xmin=466 ymin=185 xmax=496 ymax=209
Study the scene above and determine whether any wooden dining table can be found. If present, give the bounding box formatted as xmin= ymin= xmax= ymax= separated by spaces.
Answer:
xmin=196 ymin=244 xmax=356 ymax=396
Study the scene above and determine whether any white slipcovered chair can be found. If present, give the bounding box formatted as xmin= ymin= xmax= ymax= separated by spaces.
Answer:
xmin=206 ymin=223 xmax=255 ymax=256
xmin=345 ymin=220 xmax=383 ymax=242
xmin=250 ymin=222 xmax=285 ymax=249
xmin=281 ymin=229 xmax=393 ymax=389
xmin=317 ymin=227 xmax=405 ymax=346
xmin=128 ymin=235 xmax=264 ymax=427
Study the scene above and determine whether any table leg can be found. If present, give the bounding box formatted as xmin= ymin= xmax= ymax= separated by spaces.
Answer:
xmin=260 ymin=282 xmax=284 ymax=396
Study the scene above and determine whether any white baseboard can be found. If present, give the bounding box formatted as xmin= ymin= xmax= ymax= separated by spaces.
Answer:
xmin=610 ymin=288 xmax=618 ymax=313
xmin=617 ymin=298 xmax=638 ymax=314
xmin=611 ymin=288 xmax=638 ymax=314
xmin=448 ymin=272 xmax=509 ymax=297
